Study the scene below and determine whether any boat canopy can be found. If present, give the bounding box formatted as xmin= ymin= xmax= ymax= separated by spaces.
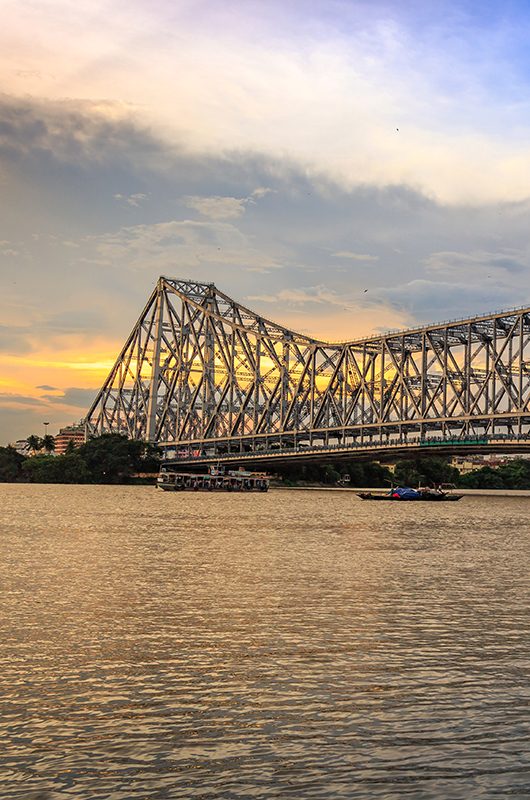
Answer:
xmin=392 ymin=487 xmax=420 ymax=499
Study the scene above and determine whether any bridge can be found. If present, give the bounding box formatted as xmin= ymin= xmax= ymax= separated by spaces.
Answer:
xmin=85 ymin=276 xmax=530 ymax=467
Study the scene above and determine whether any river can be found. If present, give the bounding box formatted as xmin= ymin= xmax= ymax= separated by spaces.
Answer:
xmin=1 ymin=485 xmax=529 ymax=799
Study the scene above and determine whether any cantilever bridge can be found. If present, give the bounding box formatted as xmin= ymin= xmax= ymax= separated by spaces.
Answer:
xmin=85 ymin=277 xmax=530 ymax=467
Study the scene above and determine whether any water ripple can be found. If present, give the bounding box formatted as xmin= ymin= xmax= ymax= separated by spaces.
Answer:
xmin=0 ymin=485 xmax=529 ymax=798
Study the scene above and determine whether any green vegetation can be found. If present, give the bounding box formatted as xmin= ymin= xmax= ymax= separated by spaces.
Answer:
xmin=42 ymin=434 xmax=56 ymax=453
xmin=4 ymin=435 xmax=530 ymax=489
xmin=392 ymin=457 xmax=460 ymax=488
xmin=25 ymin=434 xmax=55 ymax=454
xmin=459 ymin=458 xmax=530 ymax=489
xmin=1 ymin=434 xmax=161 ymax=484
xmin=275 ymin=457 xmax=459 ymax=487
xmin=26 ymin=434 xmax=42 ymax=453
xmin=275 ymin=460 xmax=393 ymax=487
xmin=22 ymin=453 xmax=91 ymax=484
xmin=275 ymin=456 xmax=530 ymax=490
xmin=0 ymin=446 xmax=26 ymax=482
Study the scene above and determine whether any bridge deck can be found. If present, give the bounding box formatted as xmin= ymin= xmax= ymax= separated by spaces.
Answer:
xmin=163 ymin=434 xmax=530 ymax=469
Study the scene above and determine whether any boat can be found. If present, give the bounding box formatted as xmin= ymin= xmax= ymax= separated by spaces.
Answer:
xmin=357 ymin=485 xmax=463 ymax=501
xmin=157 ymin=465 xmax=270 ymax=492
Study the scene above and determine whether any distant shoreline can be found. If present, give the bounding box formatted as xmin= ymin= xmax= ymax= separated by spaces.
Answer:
xmin=273 ymin=485 xmax=530 ymax=497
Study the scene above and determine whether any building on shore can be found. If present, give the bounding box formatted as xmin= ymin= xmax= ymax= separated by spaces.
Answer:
xmin=54 ymin=424 xmax=85 ymax=455
xmin=10 ymin=439 xmax=31 ymax=456
xmin=450 ymin=454 xmax=530 ymax=474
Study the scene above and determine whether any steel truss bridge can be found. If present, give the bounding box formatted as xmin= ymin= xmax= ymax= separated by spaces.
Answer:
xmin=86 ymin=277 xmax=530 ymax=466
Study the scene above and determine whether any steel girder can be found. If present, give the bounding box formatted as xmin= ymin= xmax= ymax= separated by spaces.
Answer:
xmin=85 ymin=277 xmax=530 ymax=450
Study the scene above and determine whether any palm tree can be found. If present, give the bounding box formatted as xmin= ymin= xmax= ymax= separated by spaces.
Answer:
xmin=27 ymin=435 xmax=43 ymax=454
xmin=42 ymin=434 xmax=55 ymax=454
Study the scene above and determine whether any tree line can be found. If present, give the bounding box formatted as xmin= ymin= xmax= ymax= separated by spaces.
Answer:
xmin=0 ymin=434 xmax=160 ymax=484
xmin=2 ymin=436 xmax=530 ymax=488
xmin=274 ymin=456 xmax=530 ymax=490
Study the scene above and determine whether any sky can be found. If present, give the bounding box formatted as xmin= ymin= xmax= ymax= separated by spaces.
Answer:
xmin=2 ymin=0 xmax=530 ymax=444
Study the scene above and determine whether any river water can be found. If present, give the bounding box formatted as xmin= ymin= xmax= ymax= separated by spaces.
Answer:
xmin=1 ymin=485 xmax=529 ymax=799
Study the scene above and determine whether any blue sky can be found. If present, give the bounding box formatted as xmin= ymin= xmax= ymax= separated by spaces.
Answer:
xmin=1 ymin=0 xmax=530 ymax=442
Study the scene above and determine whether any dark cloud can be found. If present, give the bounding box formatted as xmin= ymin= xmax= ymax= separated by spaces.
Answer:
xmin=0 ymin=94 xmax=158 ymax=166
xmin=36 ymin=384 xmax=58 ymax=391
xmin=425 ymin=249 xmax=529 ymax=277
xmin=369 ymin=279 xmax=516 ymax=323
xmin=41 ymin=388 xmax=98 ymax=408
xmin=0 ymin=393 xmax=46 ymax=406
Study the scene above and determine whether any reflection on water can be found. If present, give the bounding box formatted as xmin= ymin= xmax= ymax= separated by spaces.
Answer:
xmin=1 ymin=485 xmax=529 ymax=799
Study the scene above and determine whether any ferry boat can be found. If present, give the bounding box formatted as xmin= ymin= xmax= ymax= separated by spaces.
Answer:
xmin=157 ymin=465 xmax=270 ymax=492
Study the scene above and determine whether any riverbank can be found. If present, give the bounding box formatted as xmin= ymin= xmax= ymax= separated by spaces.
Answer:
xmin=274 ymin=484 xmax=530 ymax=497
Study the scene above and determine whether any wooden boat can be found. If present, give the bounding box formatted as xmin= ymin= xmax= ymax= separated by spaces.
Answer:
xmin=157 ymin=465 xmax=270 ymax=492
xmin=357 ymin=485 xmax=463 ymax=501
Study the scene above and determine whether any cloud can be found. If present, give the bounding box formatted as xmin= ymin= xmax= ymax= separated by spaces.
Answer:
xmin=183 ymin=195 xmax=247 ymax=220
xmin=0 ymin=325 xmax=35 ymax=354
xmin=251 ymin=187 xmax=274 ymax=200
xmin=4 ymin=3 xmax=530 ymax=202
xmin=0 ymin=95 xmax=146 ymax=164
xmin=183 ymin=188 xmax=274 ymax=220
xmin=114 ymin=192 xmax=148 ymax=207
xmin=368 ymin=279 xmax=516 ymax=323
xmin=0 ymin=387 xmax=96 ymax=411
xmin=43 ymin=309 xmax=107 ymax=335
xmin=36 ymin=384 xmax=59 ymax=391
xmin=89 ymin=218 xmax=285 ymax=274
xmin=41 ymin=387 xmax=97 ymax=407
xmin=425 ymin=250 xmax=530 ymax=280
xmin=0 ymin=405 xmax=73 ymax=445
xmin=332 ymin=251 xmax=379 ymax=261
xmin=248 ymin=285 xmax=355 ymax=309
xmin=0 ymin=307 xmax=108 ymax=356
xmin=0 ymin=392 xmax=47 ymax=407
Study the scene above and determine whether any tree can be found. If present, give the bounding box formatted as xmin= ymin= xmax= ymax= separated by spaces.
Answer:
xmin=42 ymin=434 xmax=55 ymax=454
xmin=499 ymin=458 xmax=530 ymax=489
xmin=322 ymin=464 xmax=341 ymax=484
xmin=393 ymin=457 xmax=460 ymax=488
xmin=15 ymin=434 xmax=160 ymax=484
xmin=26 ymin=435 xmax=43 ymax=454
xmin=460 ymin=459 xmax=530 ymax=490
xmin=22 ymin=453 xmax=90 ymax=483
xmin=460 ymin=465 xmax=504 ymax=489
xmin=0 ymin=446 xmax=26 ymax=482
xmin=78 ymin=434 xmax=160 ymax=483
xmin=22 ymin=455 xmax=57 ymax=483
xmin=361 ymin=461 xmax=394 ymax=487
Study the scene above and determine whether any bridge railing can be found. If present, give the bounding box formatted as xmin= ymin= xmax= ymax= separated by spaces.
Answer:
xmin=165 ymin=432 xmax=530 ymax=464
